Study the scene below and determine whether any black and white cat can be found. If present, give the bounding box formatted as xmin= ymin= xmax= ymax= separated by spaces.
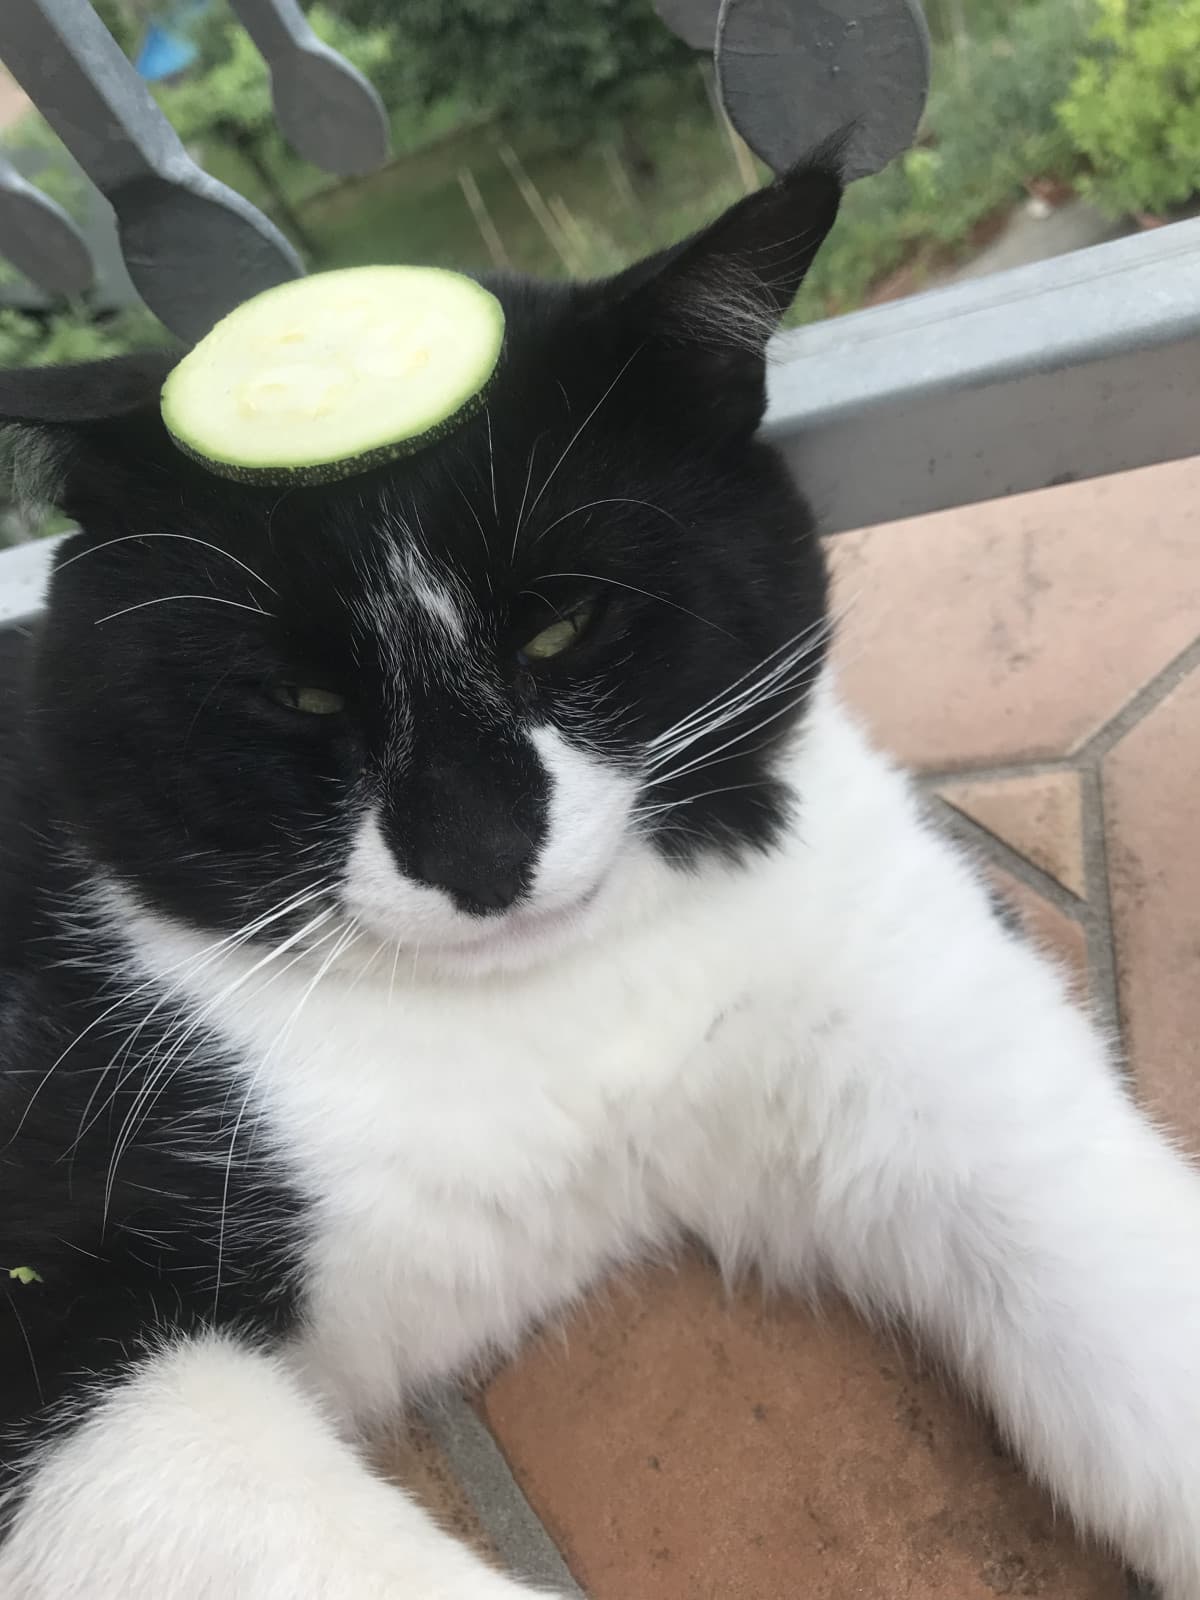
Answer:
xmin=0 ymin=164 xmax=1197 ymax=1600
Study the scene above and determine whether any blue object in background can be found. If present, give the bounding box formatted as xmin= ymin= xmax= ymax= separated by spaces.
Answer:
xmin=134 ymin=0 xmax=212 ymax=84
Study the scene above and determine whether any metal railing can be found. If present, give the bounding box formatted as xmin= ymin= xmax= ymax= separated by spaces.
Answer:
xmin=0 ymin=0 xmax=1197 ymax=623
xmin=1 ymin=0 xmax=387 ymax=338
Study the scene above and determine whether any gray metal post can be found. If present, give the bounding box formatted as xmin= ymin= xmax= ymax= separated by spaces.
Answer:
xmin=0 ymin=153 xmax=94 ymax=296
xmin=0 ymin=0 xmax=302 ymax=340
xmin=228 ymin=0 xmax=390 ymax=177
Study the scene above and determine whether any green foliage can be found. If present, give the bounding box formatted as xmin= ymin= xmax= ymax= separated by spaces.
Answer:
xmin=1058 ymin=0 xmax=1200 ymax=217
xmin=0 ymin=306 xmax=166 ymax=369
xmin=328 ymin=0 xmax=694 ymax=140
xmin=793 ymin=0 xmax=1091 ymax=318
xmin=923 ymin=0 xmax=1042 ymax=43
xmin=89 ymin=0 xmax=146 ymax=58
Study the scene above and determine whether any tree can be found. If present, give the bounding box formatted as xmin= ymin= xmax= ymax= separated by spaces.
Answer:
xmin=1058 ymin=0 xmax=1200 ymax=219
xmin=329 ymin=0 xmax=695 ymax=155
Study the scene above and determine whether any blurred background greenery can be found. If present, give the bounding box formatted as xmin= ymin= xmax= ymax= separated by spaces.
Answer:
xmin=0 ymin=0 xmax=1197 ymax=536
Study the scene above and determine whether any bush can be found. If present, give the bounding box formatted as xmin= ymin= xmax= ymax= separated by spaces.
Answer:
xmin=330 ymin=0 xmax=694 ymax=144
xmin=0 ymin=307 xmax=166 ymax=370
xmin=793 ymin=0 xmax=1090 ymax=318
xmin=1058 ymin=0 xmax=1200 ymax=218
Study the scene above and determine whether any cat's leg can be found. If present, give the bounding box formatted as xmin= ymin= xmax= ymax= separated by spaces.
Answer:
xmin=0 ymin=1330 xmax=552 ymax=1600
xmin=781 ymin=809 xmax=1200 ymax=1596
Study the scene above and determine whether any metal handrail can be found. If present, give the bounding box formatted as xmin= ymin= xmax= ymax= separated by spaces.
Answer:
xmin=0 ymin=0 xmax=389 ymax=337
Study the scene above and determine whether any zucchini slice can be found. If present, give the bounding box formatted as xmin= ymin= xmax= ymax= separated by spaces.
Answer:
xmin=161 ymin=266 xmax=505 ymax=485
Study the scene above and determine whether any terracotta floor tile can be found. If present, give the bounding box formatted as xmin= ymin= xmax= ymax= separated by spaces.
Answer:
xmin=1104 ymin=663 xmax=1200 ymax=1152
xmin=827 ymin=457 xmax=1200 ymax=770
xmin=941 ymin=771 xmax=1087 ymax=898
xmin=483 ymin=1259 xmax=1124 ymax=1599
xmin=370 ymin=1422 xmax=496 ymax=1562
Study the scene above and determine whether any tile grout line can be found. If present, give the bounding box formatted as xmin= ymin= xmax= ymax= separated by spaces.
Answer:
xmin=419 ymin=1391 xmax=585 ymax=1597
xmin=1065 ymin=628 xmax=1200 ymax=1085
xmin=929 ymin=794 xmax=1088 ymax=921
xmin=1074 ymin=631 xmax=1200 ymax=763
xmin=923 ymin=754 xmax=1080 ymax=788
xmin=931 ymin=784 xmax=1126 ymax=1063
xmin=920 ymin=628 xmax=1200 ymax=792
xmin=1076 ymin=760 xmax=1125 ymax=1066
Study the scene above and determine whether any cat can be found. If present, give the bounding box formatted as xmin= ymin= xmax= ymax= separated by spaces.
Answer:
xmin=0 ymin=160 xmax=1197 ymax=1600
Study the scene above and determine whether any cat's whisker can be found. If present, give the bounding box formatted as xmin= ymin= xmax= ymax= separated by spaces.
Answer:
xmin=641 ymin=592 xmax=858 ymax=772
xmin=211 ymin=918 xmax=362 ymax=1318
xmin=345 ymin=936 xmax=388 ymax=994
xmin=57 ymin=533 xmax=278 ymax=595
xmin=531 ymin=495 xmax=687 ymax=549
xmin=98 ymin=907 xmax=338 ymax=1215
xmin=662 ymin=587 xmax=857 ymax=743
xmin=484 ymin=406 xmax=499 ymax=522
xmin=643 ymin=617 xmax=830 ymax=758
xmin=633 ymin=779 xmax=770 ymax=823
xmin=97 ymin=913 xmax=344 ymax=1228
xmin=642 ymin=635 xmax=826 ymax=771
xmin=519 ymin=346 xmax=643 ymax=543
xmin=512 ymin=436 xmax=541 ymax=561
xmin=9 ymin=878 xmax=333 ymax=1150
xmin=538 ymin=570 xmax=737 ymax=640
xmin=454 ymin=481 xmax=491 ymax=569
xmin=641 ymin=638 xmax=829 ymax=777
xmin=94 ymin=594 xmax=273 ymax=627
xmin=67 ymin=886 xmax=333 ymax=1154
xmin=388 ymin=937 xmax=403 ymax=1008
xmin=645 ymin=679 xmax=822 ymax=792
xmin=645 ymin=591 xmax=857 ymax=762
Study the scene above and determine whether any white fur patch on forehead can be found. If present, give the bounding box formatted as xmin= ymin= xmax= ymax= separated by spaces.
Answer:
xmin=381 ymin=544 xmax=466 ymax=647
xmin=394 ymin=546 xmax=465 ymax=645
xmin=363 ymin=498 xmax=470 ymax=660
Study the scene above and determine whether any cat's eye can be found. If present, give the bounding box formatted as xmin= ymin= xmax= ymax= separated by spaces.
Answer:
xmin=271 ymin=684 xmax=346 ymax=716
xmin=518 ymin=603 xmax=595 ymax=665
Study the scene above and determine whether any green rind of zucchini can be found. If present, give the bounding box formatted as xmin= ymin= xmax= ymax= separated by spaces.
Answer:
xmin=162 ymin=370 xmax=496 ymax=487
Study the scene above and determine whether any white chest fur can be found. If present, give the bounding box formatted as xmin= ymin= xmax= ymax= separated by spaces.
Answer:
xmin=117 ymin=855 xmax=803 ymax=1422
xmin=107 ymin=686 xmax=917 ymax=1424
xmin=256 ymin=944 xmax=729 ymax=1418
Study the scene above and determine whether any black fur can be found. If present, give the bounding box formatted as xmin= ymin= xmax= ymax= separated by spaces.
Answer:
xmin=0 ymin=163 xmax=841 ymax=1518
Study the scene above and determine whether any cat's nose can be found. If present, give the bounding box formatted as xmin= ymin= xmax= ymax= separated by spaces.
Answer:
xmin=410 ymin=833 xmax=534 ymax=917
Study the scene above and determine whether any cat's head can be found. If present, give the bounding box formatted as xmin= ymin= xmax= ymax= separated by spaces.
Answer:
xmin=0 ymin=162 xmax=840 ymax=977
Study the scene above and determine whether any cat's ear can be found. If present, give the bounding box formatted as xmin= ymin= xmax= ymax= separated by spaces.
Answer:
xmin=0 ymin=349 xmax=184 ymax=521
xmin=597 ymin=156 xmax=843 ymax=437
